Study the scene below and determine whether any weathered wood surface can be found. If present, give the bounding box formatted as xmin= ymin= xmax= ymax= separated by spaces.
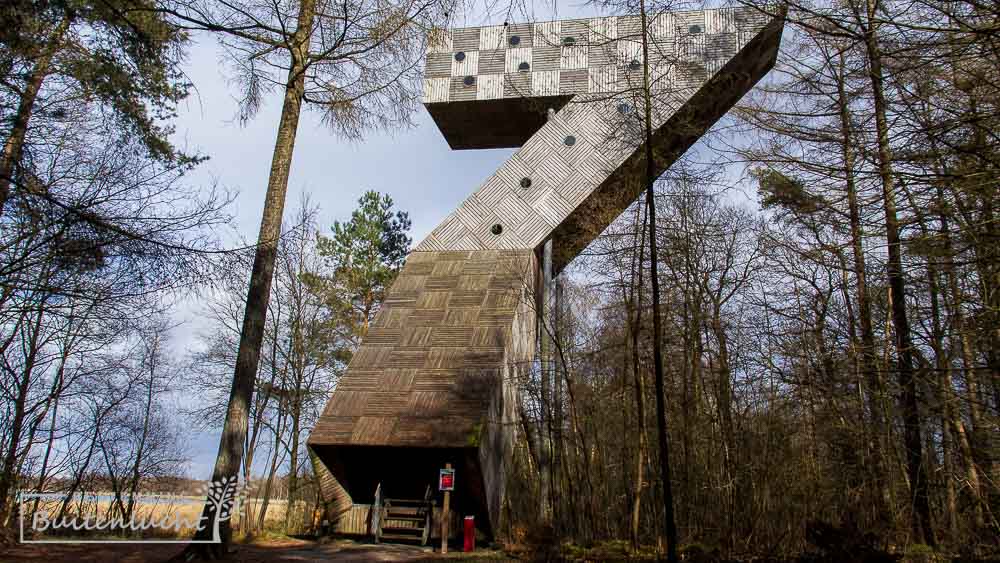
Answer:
xmin=309 ymin=249 xmax=535 ymax=449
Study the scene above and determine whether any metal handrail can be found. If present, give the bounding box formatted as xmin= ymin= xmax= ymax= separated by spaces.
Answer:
xmin=371 ymin=482 xmax=383 ymax=543
xmin=421 ymin=484 xmax=432 ymax=546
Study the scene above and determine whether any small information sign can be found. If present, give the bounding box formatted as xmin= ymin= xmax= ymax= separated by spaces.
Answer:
xmin=439 ymin=468 xmax=455 ymax=491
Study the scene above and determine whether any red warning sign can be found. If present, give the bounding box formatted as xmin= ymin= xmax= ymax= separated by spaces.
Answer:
xmin=439 ymin=468 xmax=455 ymax=491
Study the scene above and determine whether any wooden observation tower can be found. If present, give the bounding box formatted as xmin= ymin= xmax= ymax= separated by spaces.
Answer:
xmin=307 ymin=6 xmax=785 ymax=540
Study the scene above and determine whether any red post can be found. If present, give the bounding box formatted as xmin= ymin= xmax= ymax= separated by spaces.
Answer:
xmin=463 ymin=516 xmax=475 ymax=552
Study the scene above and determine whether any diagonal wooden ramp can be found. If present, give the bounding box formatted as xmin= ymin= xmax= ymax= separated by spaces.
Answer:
xmin=307 ymin=6 xmax=784 ymax=538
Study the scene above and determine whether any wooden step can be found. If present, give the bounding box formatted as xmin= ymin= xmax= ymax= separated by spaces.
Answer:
xmin=383 ymin=514 xmax=425 ymax=522
xmin=385 ymin=506 xmax=423 ymax=513
xmin=376 ymin=491 xmax=433 ymax=546
xmin=382 ymin=525 xmax=423 ymax=534
xmin=379 ymin=532 xmax=425 ymax=543
xmin=384 ymin=498 xmax=432 ymax=505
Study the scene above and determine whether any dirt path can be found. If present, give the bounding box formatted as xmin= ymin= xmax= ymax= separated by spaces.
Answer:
xmin=1 ymin=537 xmax=510 ymax=562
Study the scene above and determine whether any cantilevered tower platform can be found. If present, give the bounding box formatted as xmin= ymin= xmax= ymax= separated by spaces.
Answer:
xmin=308 ymin=6 xmax=784 ymax=538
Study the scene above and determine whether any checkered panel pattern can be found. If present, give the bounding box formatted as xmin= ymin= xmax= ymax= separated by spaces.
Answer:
xmin=421 ymin=8 xmax=769 ymax=104
xmin=418 ymin=7 xmax=775 ymax=252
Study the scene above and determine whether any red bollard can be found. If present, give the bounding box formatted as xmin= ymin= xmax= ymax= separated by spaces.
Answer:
xmin=463 ymin=516 xmax=475 ymax=552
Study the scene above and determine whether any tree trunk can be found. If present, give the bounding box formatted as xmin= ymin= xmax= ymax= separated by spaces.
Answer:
xmin=126 ymin=345 xmax=158 ymax=522
xmin=639 ymin=1 xmax=679 ymax=559
xmin=284 ymin=394 xmax=301 ymax=533
xmin=553 ymin=277 xmax=567 ymax=534
xmin=0 ymin=303 xmax=47 ymax=524
xmin=188 ymin=0 xmax=316 ymax=553
xmin=0 ymin=16 xmax=70 ymax=216
xmin=858 ymin=0 xmax=934 ymax=544
xmin=58 ymin=413 xmax=104 ymax=521
xmin=538 ymin=239 xmax=553 ymax=526
xmin=835 ymin=47 xmax=894 ymax=527
xmin=931 ymin=190 xmax=986 ymax=530
xmin=31 ymin=396 xmax=60 ymax=516
xmin=923 ymin=225 xmax=959 ymax=539
xmin=711 ymin=308 xmax=736 ymax=551
xmin=628 ymin=201 xmax=648 ymax=552
xmin=256 ymin=406 xmax=287 ymax=531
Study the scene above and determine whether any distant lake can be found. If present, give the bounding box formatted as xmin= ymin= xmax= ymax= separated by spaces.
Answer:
xmin=22 ymin=492 xmax=206 ymax=505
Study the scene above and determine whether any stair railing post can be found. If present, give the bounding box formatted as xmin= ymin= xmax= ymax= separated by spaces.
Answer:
xmin=372 ymin=483 xmax=382 ymax=543
xmin=441 ymin=463 xmax=451 ymax=554
xmin=422 ymin=484 xmax=432 ymax=546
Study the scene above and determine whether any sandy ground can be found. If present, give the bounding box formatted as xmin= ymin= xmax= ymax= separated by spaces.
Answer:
xmin=1 ymin=536 xmax=512 ymax=562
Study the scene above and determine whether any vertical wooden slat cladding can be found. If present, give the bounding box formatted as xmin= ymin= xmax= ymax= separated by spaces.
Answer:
xmin=308 ymin=446 xmax=352 ymax=522
xmin=562 ymin=19 xmax=589 ymax=44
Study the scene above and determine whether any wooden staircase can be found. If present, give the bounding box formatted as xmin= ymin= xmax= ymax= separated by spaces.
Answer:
xmin=372 ymin=484 xmax=433 ymax=546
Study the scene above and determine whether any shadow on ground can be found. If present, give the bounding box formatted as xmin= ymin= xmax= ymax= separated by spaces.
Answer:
xmin=1 ymin=537 xmax=508 ymax=562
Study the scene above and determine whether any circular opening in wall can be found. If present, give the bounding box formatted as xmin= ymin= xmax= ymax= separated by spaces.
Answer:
xmin=518 ymin=61 xmax=530 ymax=71
xmin=509 ymin=35 xmax=520 ymax=46
xmin=520 ymin=177 xmax=532 ymax=189
xmin=463 ymin=75 xmax=475 ymax=86
xmin=628 ymin=59 xmax=641 ymax=71
xmin=617 ymin=103 xmax=632 ymax=114
xmin=562 ymin=36 xmax=576 ymax=46
xmin=564 ymin=135 xmax=577 ymax=147
xmin=689 ymin=24 xmax=702 ymax=34
xmin=491 ymin=224 xmax=503 ymax=235
xmin=455 ymin=51 xmax=466 ymax=61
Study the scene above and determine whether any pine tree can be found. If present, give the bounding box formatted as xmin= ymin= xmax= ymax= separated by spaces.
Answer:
xmin=306 ymin=190 xmax=411 ymax=361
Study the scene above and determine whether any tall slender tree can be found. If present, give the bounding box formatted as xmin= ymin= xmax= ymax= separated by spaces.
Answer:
xmin=637 ymin=0 xmax=678 ymax=559
xmin=157 ymin=0 xmax=447 ymax=554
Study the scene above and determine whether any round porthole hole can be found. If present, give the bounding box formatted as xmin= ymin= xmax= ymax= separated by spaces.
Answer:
xmin=491 ymin=224 xmax=503 ymax=235
xmin=562 ymin=37 xmax=576 ymax=46
xmin=617 ymin=103 xmax=632 ymax=114
xmin=509 ymin=35 xmax=520 ymax=46
xmin=564 ymin=135 xmax=576 ymax=147
xmin=455 ymin=51 xmax=466 ymax=61
xmin=689 ymin=24 xmax=702 ymax=34
xmin=628 ymin=59 xmax=641 ymax=71
xmin=520 ymin=177 xmax=532 ymax=189
xmin=463 ymin=75 xmax=475 ymax=86
xmin=518 ymin=61 xmax=530 ymax=71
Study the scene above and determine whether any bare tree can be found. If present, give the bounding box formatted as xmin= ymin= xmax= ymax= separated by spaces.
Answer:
xmin=155 ymin=0 xmax=451 ymax=553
